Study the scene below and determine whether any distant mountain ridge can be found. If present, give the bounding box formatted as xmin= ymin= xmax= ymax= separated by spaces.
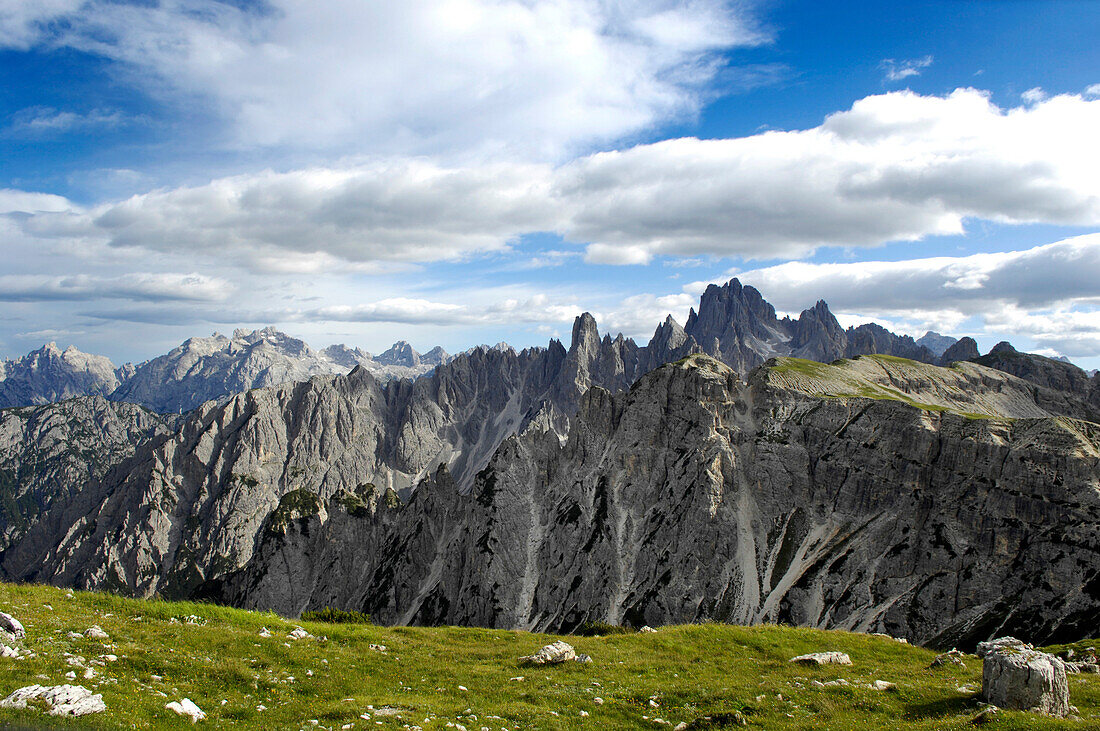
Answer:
xmin=0 ymin=342 xmax=123 ymax=407
xmin=2 ymin=279 xmax=1096 ymax=416
xmin=0 ymin=328 xmax=452 ymax=413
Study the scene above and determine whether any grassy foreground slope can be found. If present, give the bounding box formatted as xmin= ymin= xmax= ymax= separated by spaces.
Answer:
xmin=0 ymin=583 xmax=1097 ymax=730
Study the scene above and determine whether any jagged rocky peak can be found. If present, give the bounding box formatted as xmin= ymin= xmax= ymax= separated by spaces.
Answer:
xmin=788 ymin=299 xmax=846 ymax=361
xmin=421 ymin=346 xmax=451 ymax=365
xmin=570 ymin=312 xmax=601 ymax=354
xmin=375 ymin=340 xmax=420 ymax=367
xmin=233 ymin=326 xmax=314 ymax=358
xmin=916 ymin=330 xmax=958 ymax=357
xmin=320 ymin=343 xmax=373 ymax=369
xmin=973 ymin=340 xmax=1099 ymax=409
xmin=939 ymin=336 xmax=980 ymax=365
xmin=0 ymin=341 xmax=121 ymax=408
xmin=686 ymin=279 xmax=780 ymax=343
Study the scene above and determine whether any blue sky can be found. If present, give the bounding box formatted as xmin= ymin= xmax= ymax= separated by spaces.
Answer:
xmin=1 ymin=0 xmax=1099 ymax=368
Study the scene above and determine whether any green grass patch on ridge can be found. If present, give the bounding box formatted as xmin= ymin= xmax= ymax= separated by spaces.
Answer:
xmin=0 ymin=582 xmax=1096 ymax=729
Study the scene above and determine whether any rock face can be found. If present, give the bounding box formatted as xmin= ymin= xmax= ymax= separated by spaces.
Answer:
xmin=0 ymin=397 xmax=174 ymax=550
xmin=938 ymin=337 xmax=980 ymax=365
xmin=0 ymin=320 xmax=652 ymax=601
xmin=973 ymin=342 xmax=1100 ymax=416
xmin=0 ymin=343 xmax=122 ymax=408
xmin=1 ymin=280 xmax=1098 ymax=650
xmin=978 ymin=637 xmax=1070 ymax=716
xmin=3 ymin=350 xmax=1097 ymax=650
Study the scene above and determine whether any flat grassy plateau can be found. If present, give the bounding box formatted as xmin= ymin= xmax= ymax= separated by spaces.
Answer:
xmin=0 ymin=583 xmax=1097 ymax=729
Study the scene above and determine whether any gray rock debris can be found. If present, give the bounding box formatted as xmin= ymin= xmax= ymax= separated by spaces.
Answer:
xmin=0 ymin=612 xmax=25 ymax=640
xmin=930 ymin=649 xmax=967 ymax=669
xmin=979 ymin=637 xmax=1069 ymax=716
xmin=0 ymin=684 xmax=106 ymax=716
xmin=789 ymin=652 xmax=852 ymax=666
xmin=520 ymin=641 xmax=576 ymax=665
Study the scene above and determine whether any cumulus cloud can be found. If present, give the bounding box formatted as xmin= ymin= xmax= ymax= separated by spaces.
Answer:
xmin=880 ymin=55 xmax=933 ymax=82
xmin=726 ymin=234 xmax=1100 ymax=312
xmin=0 ymin=273 xmax=233 ymax=303
xmin=24 ymin=162 xmax=556 ymax=267
xmin=17 ymin=88 xmax=1100 ymax=270
xmin=2 ymin=0 xmax=763 ymax=158
xmin=0 ymin=188 xmax=75 ymax=214
xmin=80 ymin=291 xmax=589 ymax=335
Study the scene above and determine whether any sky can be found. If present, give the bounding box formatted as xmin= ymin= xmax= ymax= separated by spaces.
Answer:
xmin=1 ymin=0 xmax=1098 ymax=369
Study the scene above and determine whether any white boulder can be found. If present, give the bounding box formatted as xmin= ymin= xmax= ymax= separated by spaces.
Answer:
xmin=0 ymin=612 xmax=25 ymax=640
xmin=520 ymin=641 xmax=576 ymax=665
xmin=979 ymin=637 xmax=1069 ymax=716
xmin=166 ymin=698 xmax=207 ymax=722
xmin=0 ymin=684 xmax=106 ymax=716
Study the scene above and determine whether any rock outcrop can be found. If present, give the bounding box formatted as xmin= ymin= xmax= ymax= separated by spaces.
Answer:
xmin=978 ymin=637 xmax=1070 ymax=716
xmin=0 ymin=684 xmax=106 ymax=716
xmin=938 ymin=337 xmax=980 ymax=365
xmin=0 ymin=397 xmax=175 ymax=549
xmin=972 ymin=342 xmax=1100 ymax=415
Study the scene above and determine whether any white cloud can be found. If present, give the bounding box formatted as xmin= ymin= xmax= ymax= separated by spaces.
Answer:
xmin=302 ymin=293 xmax=583 ymax=327
xmin=601 ymin=293 xmax=697 ymax=338
xmin=1086 ymin=83 xmax=1100 ymax=99
xmin=24 ymin=162 xmax=557 ymax=269
xmin=983 ymin=306 xmax=1100 ymax=356
xmin=3 ymin=0 xmax=764 ymax=159
xmin=13 ymin=89 xmax=1100 ymax=271
xmin=584 ymin=243 xmax=654 ymax=265
xmin=564 ymin=88 xmax=1100 ymax=261
xmin=5 ymin=106 xmax=130 ymax=135
xmin=1021 ymin=87 xmax=1047 ymax=104
xmin=0 ymin=273 xmax=233 ymax=303
xmin=0 ymin=0 xmax=82 ymax=48
xmin=0 ymin=188 xmax=75 ymax=214
xmin=880 ymin=55 xmax=933 ymax=82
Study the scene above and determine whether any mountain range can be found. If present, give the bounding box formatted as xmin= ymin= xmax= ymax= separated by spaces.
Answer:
xmin=0 ymin=278 xmax=1097 ymax=650
xmin=4 ymin=279 xmax=1097 ymax=417
xmin=0 ymin=327 xmax=450 ymax=414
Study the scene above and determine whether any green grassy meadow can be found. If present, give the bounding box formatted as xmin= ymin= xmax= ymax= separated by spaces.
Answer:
xmin=0 ymin=582 xmax=1097 ymax=729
